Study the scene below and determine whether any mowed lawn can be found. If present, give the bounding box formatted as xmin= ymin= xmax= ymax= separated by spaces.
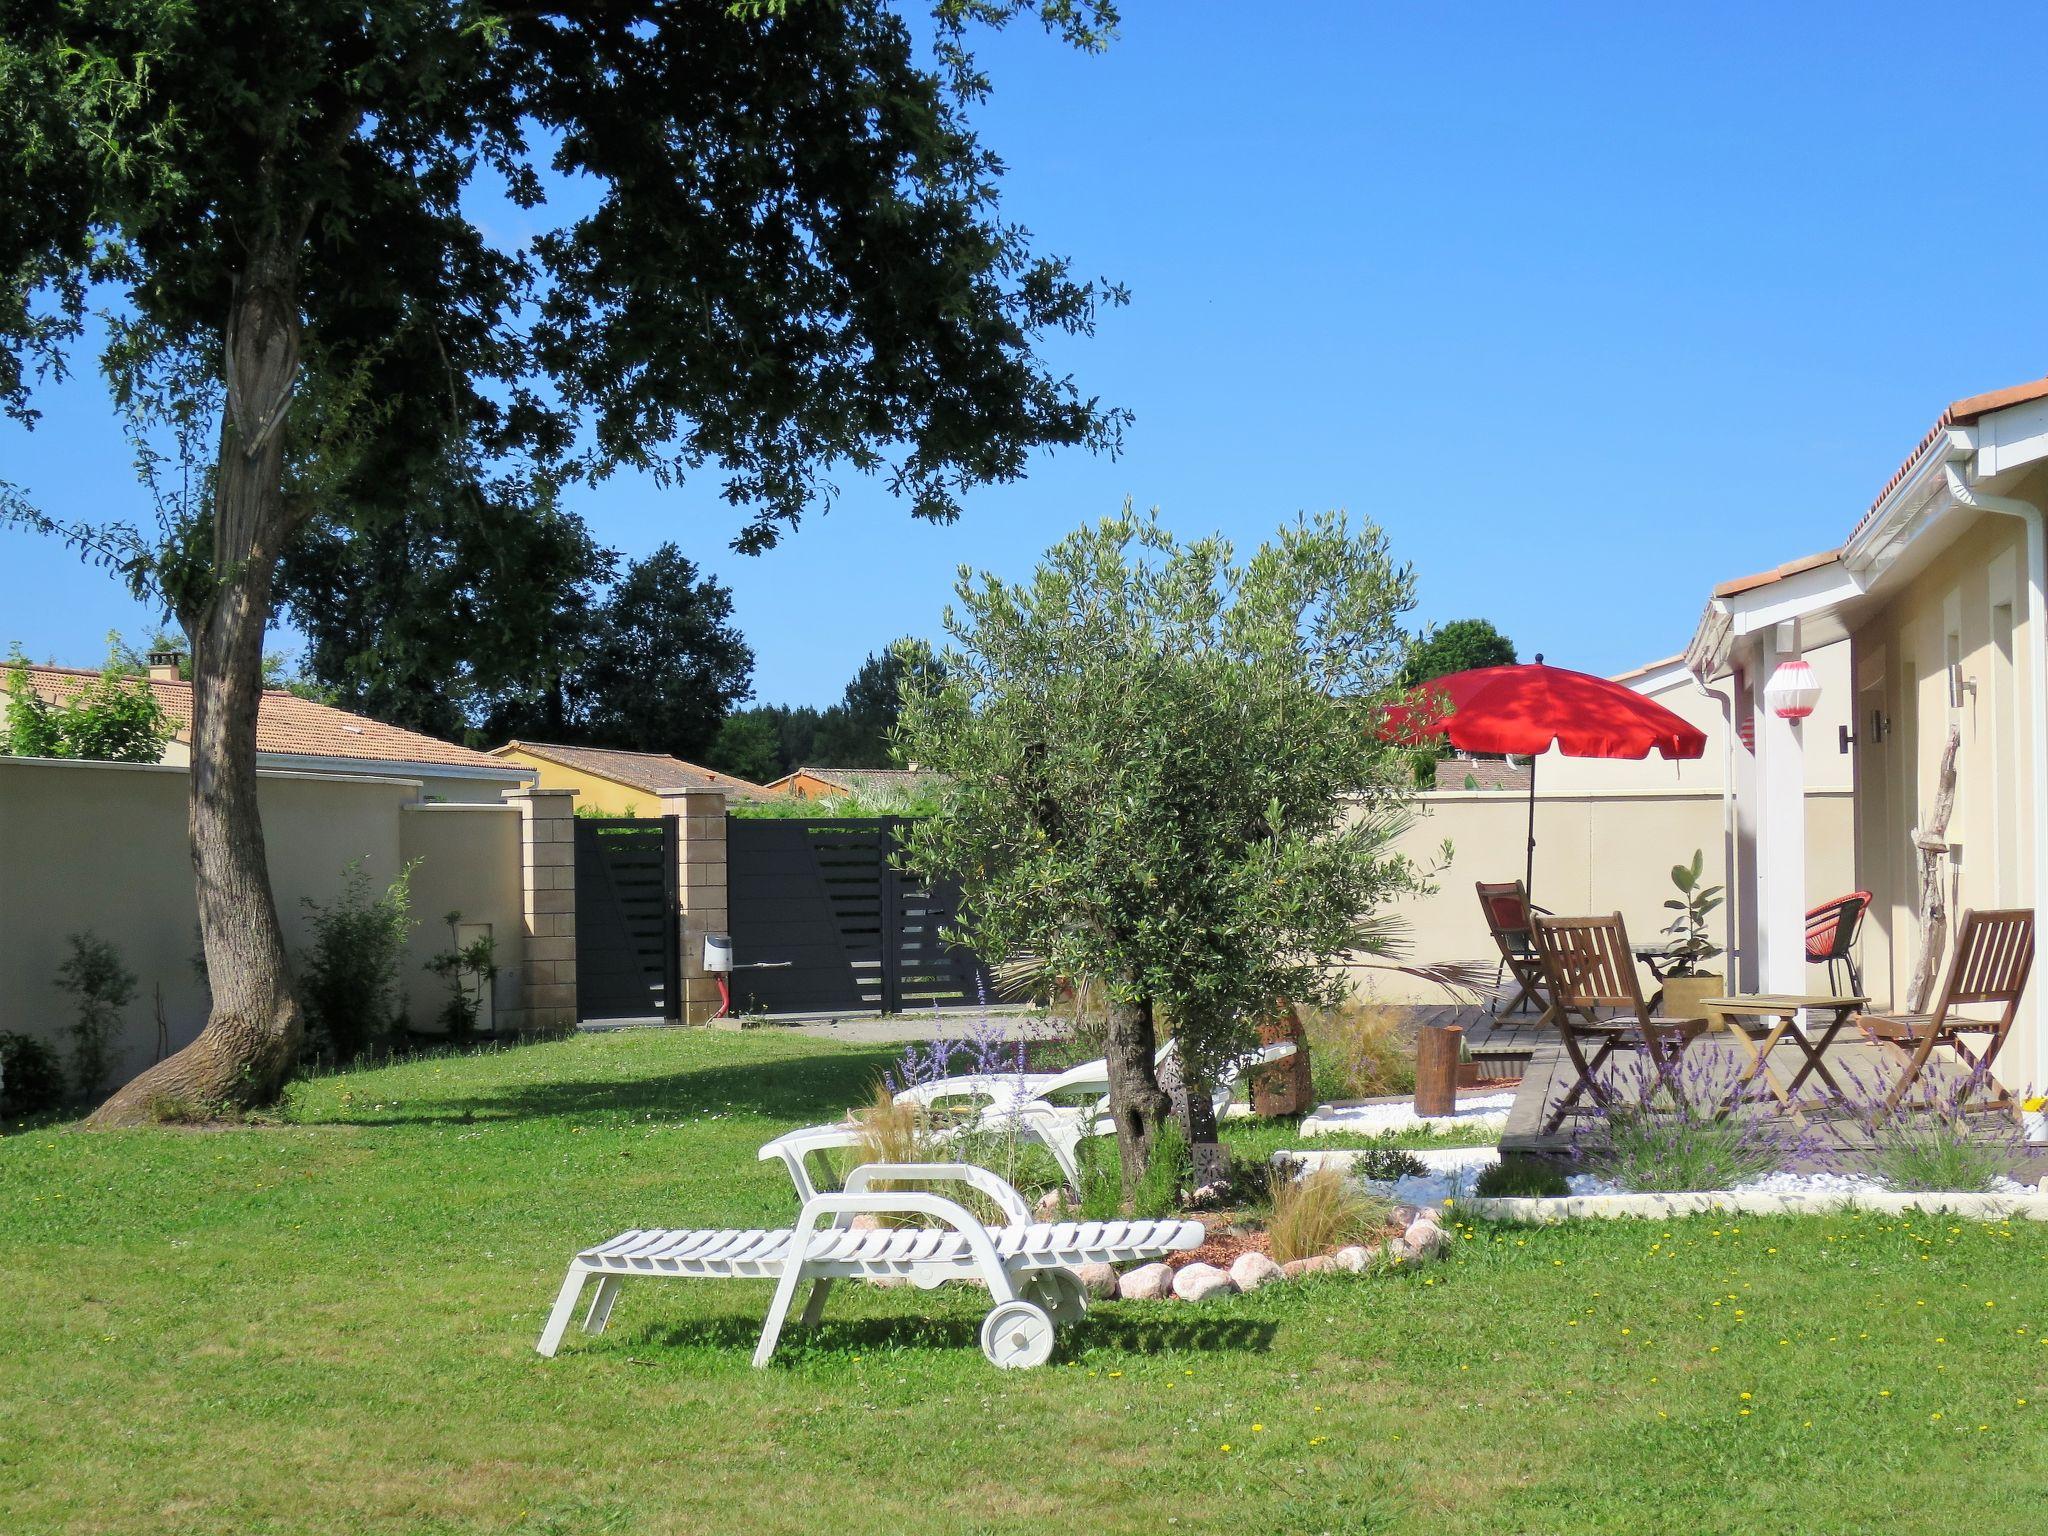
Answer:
xmin=3 ymin=1030 xmax=2047 ymax=1536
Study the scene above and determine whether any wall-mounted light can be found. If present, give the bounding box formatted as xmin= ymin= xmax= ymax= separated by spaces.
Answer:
xmin=1765 ymin=657 xmax=1821 ymax=720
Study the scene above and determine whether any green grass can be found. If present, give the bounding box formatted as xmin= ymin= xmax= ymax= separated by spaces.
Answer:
xmin=3 ymin=1029 xmax=2047 ymax=1535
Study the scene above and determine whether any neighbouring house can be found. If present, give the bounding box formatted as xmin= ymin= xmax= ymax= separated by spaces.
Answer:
xmin=763 ymin=765 xmax=946 ymax=802
xmin=489 ymin=739 xmax=773 ymax=811
xmin=1687 ymin=374 xmax=2048 ymax=1090
xmin=14 ymin=653 xmax=533 ymax=802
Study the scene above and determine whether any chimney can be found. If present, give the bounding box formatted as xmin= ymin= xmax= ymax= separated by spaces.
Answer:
xmin=146 ymin=649 xmax=185 ymax=682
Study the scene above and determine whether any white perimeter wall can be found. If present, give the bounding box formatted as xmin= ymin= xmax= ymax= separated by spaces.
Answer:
xmin=0 ymin=757 xmax=525 ymax=1087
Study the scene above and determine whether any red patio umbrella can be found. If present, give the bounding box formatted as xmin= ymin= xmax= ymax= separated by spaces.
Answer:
xmin=1381 ymin=654 xmax=1708 ymax=900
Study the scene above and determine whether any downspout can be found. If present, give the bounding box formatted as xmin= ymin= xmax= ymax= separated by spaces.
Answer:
xmin=1943 ymin=461 xmax=2048 ymax=1068
xmin=1694 ymin=671 xmax=1740 ymax=986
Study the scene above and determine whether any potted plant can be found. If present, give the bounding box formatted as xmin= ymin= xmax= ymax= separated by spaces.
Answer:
xmin=1659 ymin=849 xmax=1725 ymax=1024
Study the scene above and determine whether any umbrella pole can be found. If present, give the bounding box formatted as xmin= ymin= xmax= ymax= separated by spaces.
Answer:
xmin=1524 ymin=752 xmax=1537 ymax=904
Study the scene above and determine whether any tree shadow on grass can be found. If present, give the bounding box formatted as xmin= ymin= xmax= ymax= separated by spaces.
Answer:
xmin=313 ymin=1048 xmax=905 ymax=1129
xmin=620 ymin=1310 xmax=1279 ymax=1363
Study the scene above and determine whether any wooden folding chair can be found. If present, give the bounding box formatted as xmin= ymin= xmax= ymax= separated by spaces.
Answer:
xmin=1529 ymin=913 xmax=1710 ymax=1134
xmin=1855 ymin=908 xmax=2035 ymax=1113
xmin=1478 ymin=880 xmax=1554 ymax=1024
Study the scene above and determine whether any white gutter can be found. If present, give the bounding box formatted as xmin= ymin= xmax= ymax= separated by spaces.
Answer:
xmin=257 ymin=751 xmax=534 ymax=783
xmin=1692 ymin=671 xmax=1741 ymax=982
xmin=1942 ymin=459 xmax=2048 ymax=1068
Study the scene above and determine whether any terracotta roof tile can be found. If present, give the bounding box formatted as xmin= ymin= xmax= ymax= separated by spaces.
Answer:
xmin=1709 ymin=548 xmax=1842 ymax=599
xmin=1850 ymin=375 xmax=2048 ymax=542
xmin=17 ymin=665 xmax=514 ymax=772
xmin=770 ymin=766 xmax=946 ymax=797
xmin=491 ymin=740 xmax=773 ymax=800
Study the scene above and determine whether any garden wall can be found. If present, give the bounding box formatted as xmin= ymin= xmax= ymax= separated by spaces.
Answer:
xmin=0 ymin=756 xmax=529 ymax=1085
xmin=1355 ymin=786 xmax=1855 ymax=1002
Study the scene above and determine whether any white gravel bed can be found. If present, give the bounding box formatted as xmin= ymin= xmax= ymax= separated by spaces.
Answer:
xmin=1278 ymin=1145 xmax=2048 ymax=1220
xmin=1299 ymin=1092 xmax=1515 ymax=1139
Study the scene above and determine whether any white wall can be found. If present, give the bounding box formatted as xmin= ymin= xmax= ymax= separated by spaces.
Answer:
xmin=0 ymin=757 xmax=527 ymax=1089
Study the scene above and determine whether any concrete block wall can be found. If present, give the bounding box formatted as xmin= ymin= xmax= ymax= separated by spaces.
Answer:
xmin=664 ymin=788 xmax=728 ymax=1024
xmin=507 ymin=786 xmax=579 ymax=1035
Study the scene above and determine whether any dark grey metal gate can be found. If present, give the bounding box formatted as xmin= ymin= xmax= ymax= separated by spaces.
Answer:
xmin=724 ymin=815 xmax=990 ymax=1015
xmin=573 ymin=816 xmax=680 ymax=1020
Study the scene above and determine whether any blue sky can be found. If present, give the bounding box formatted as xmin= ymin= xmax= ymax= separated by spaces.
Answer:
xmin=5 ymin=1 xmax=2048 ymax=708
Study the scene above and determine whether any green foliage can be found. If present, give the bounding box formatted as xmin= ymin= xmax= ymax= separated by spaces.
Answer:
xmin=812 ymin=641 xmax=946 ymax=769
xmin=278 ymin=497 xmax=612 ymax=741
xmin=0 ymin=1031 xmax=67 ymax=1119
xmin=482 ymin=545 xmax=754 ymax=762
xmin=425 ymin=913 xmax=498 ymax=1042
xmin=897 ymin=504 xmax=1430 ymax=1168
xmin=1474 ymin=1153 xmax=1571 ymax=1199
xmin=52 ymin=932 xmax=137 ymax=1097
xmin=1662 ymin=848 xmax=1724 ymax=977
xmin=298 ymin=861 xmax=418 ymax=1064
xmin=711 ymin=704 xmax=822 ymax=782
xmin=2 ymin=654 xmax=177 ymax=763
xmin=0 ymin=0 xmax=1129 ymax=577
xmin=1344 ymin=1146 xmax=1429 ymax=1181
xmin=1075 ymin=1136 xmax=1123 ymax=1221
xmin=1130 ymin=1114 xmax=1191 ymax=1217
xmin=707 ymin=710 xmax=784 ymax=784
xmin=1401 ymin=617 xmax=1517 ymax=686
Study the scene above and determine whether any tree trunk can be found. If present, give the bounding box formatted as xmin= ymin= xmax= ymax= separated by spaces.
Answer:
xmin=1101 ymin=995 xmax=1175 ymax=1195
xmin=89 ymin=253 xmax=305 ymax=1127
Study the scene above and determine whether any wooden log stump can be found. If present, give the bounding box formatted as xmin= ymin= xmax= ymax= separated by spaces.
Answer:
xmin=1414 ymin=1023 xmax=1462 ymax=1118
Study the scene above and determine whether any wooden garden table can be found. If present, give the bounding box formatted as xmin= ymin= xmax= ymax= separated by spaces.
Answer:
xmin=1698 ymin=993 xmax=1867 ymax=1123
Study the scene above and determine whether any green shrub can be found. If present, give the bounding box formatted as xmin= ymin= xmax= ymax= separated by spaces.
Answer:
xmin=0 ymin=1032 xmax=67 ymax=1118
xmin=52 ymin=932 xmax=136 ymax=1097
xmin=299 ymin=860 xmax=417 ymax=1063
xmin=1076 ymin=1136 xmax=1122 ymax=1220
xmin=1474 ymin=1153 xmax=1570 ymax=1199
xmin=1131 ymin=1115 xmax=1191 ymax=1218
xmin=425 ymin=911 xmax=498 ymax=1041
xmin=1345 ymin=1145 xmax=1428 ymax=1182
xmin=1072 ymin=1123 xmax=1195 ymax=1220
xmin=2 ymin=652 xmax=177 ymax=763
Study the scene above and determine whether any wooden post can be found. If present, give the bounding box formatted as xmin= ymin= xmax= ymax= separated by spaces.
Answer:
xmin=1414 ymin=1023 xmax=1462 ymax=1118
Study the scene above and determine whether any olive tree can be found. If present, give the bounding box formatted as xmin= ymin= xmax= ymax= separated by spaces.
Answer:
xmin=0 ymin=0 xmax=1125 ymax=1123
xmin=896 ymin=505 xmax=1432 ymax=1191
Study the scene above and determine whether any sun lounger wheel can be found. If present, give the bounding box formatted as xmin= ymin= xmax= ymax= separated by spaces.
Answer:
xmin=980 ymin=1299 xmax=1055 ymax=1369
xmin=1022 ymin=1268 xmax=1088 ymax=1327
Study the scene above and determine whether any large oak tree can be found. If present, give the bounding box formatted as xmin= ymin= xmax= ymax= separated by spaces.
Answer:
xmin=0 ymin=0 xmax=1125 ymax=1124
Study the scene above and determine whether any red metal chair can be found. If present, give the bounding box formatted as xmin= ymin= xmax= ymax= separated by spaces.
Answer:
xmin=1805 ymin=890 xmax=1871 ymax=997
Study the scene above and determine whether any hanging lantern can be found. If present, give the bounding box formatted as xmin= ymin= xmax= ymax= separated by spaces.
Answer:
xmin=1765 ymin=657 xmax=1821 ymax=720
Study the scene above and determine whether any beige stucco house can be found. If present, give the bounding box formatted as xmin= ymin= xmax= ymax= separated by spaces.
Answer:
xmin=489 ymin=739 xmax=772 ymax=811
xmin=1688 ymin=374 xmax=2048 ymax=1091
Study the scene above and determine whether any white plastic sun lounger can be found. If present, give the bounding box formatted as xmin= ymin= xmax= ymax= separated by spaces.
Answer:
xmin=860 ymin=1040 xmax=1299 ymax=1191
xmin=536 ymin=1163 xmax=1203 ymax=1369
xmin=757 ymin=1110 xmax=1092 ymax=1203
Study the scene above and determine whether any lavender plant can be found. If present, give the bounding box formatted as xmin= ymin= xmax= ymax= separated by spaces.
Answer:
xmin=1569 ymin=1052 xmax=1825 ymax=1193
xmin=1834 ymin=1064 xmax=2028 ymax=1194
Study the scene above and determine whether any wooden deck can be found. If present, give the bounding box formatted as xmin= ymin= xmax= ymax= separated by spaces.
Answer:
xmin=1494 ymin=1033 xmax=2041 ymax=1175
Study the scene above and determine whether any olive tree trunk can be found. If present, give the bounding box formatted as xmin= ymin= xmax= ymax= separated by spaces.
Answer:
xmin=89 ymin=253 xmax=306 ymax=1126
xmin=1101 ymin=995 xmax=1176 ymax=1194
